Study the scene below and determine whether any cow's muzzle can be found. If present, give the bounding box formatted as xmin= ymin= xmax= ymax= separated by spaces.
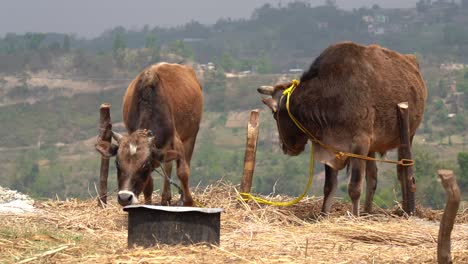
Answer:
xmin=117 ymin=190 xmax=138 ymax=206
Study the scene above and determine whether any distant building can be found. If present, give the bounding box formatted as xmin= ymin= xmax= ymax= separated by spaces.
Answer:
xmin=363 ymin=14 xmax=389 ymax=35
xmin=207 ymin=62 xmax=215 ymax=70
xmin=317 ymin=22 xmax=329 ymax=30
xmin=182 ymin=38 xmax=204 ymax=43
xmin=198 ymin=62 xmax=216 ymax=71
xmin=374 ymin=14 xmax=389 ymax=23
xmin=440 ymin=63 xmax=465 ymax=71
xmin=367 ymin=24 xmax=385 ymax=35
xmin=362 ymin=16 xmax=374 ymax=23
xmin=288 ymin=69 xmax=303 ymax=74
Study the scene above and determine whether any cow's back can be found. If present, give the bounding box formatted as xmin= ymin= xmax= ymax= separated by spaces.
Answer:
xmin=151 ymin=63 xmax=203 ymax=141
xmin=123 ymin=63 xmax=203 ymax=144
xmin=297 ymin=42 xmax=427 ymax=154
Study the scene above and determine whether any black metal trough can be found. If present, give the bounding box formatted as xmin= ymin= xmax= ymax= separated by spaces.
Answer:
xmin=123 ymin=205 xmax=222 ymax=248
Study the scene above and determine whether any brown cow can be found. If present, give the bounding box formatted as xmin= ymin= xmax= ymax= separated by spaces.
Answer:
xmin=96 ymin=63 xmax=203 ymax=206
xmin=258 ymin=42 xmax=427 ymax=216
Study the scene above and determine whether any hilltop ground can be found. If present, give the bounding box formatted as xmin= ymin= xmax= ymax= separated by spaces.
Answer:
xmin=1 ymin=183 xmax=467 ymax=264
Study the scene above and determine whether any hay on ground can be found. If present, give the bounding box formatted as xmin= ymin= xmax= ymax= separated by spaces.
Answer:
xmin=1 ymin=182 xmax=467 ymax=263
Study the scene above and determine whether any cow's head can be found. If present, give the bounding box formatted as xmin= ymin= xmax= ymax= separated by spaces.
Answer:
xmin=257 ymin=82 xmax=308 ymax=156
xmin=95 ymin=129 xmax=179 ymax=206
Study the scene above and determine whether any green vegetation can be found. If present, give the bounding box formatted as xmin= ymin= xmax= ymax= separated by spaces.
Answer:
xmin=0 ymin=1 xmax=467 ymax=209
xmin=458 ymin=152 xmax=468 ymax=189
xmin=0 ymin=89 xmax=125 ymax=147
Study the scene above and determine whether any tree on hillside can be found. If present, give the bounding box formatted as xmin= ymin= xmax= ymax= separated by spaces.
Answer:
xmin=463 ymin=0 xmax=468 ymax=8
xmin=145 ymin=34 xmax=158 ymax=49
xmin=145 ymin=33 xmax=160 ymax=63
xmin=217 ymin=52 xmax=236 ymax=72
xmin=3 ymin=33 xmax=20 ymax=54
xmin=112 ymin=32 xmax=127 ymax=68
xmin=457 ymin=152 xmax=468 ymax=189
xmin=417 ymin=0 xmax=430 ymax=12
xmin=63 ymin=34 xmax=70 ymax=52
xmin=203 ymin=67 xmax=226 ymax=111
xmin=256 ymin=53 xmax=273 ymax=74
xmin=325 ymin=0 xmax=337 ymax=8
xmin=25 ymin=33 xmax=45 ymax=50
xmin=168 ymin=40 xmax=194 ymax=60
xmin=413 ymin=146 xmax=451 ymax=208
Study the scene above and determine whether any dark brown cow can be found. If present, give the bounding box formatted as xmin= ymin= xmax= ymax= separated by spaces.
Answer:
xmin=96 ymin=63 xmax=203 ymax=206
xmin=258 ymin=42 xmax=427 ymax=216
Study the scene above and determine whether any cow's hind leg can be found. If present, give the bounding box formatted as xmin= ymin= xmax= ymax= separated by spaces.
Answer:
xmin=348 ymin=135 xmax=370 ymax=216
xmin=175 ymin=158 xmax=194 ymax=206
xmin=183 ymin=135 xmax=198 ymax=165
xmin=143 ymin=175 xmax=153 ymax=205
xmin=161 ymin=162 xmax=173 ymax=205
xmin=321 ymin=164 xmax=338 ymax=214
xmin=174 ymin=137 xmax=194 ymax=206
xmin=364 ymin=153 xmax=378 ymax=214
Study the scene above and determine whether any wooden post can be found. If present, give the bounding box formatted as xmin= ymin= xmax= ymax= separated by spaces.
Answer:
xmin=397 ymin=102 xmax=416 ymax=215
xmin=437 ymin=170 xmax=460 ymax=264
xmin=240 ymin=110 xmax=260 ymax=193
xmin=97 ymin=103 xmax=112 ymax=207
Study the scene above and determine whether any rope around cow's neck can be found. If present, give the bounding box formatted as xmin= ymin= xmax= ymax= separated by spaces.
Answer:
xmin=239 ymin=79 xmax=414 ymax=207
xmin=238 ymin=80 xmax=315 ymax=206
xmin=154 ymin=163 xmax=204 ymax=207
xmin=282 ymin=80 xmax=414 ymax=167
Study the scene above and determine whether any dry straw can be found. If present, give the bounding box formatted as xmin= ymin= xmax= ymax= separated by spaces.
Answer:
xmin=1 ymin=182 xmax=467 ymax=263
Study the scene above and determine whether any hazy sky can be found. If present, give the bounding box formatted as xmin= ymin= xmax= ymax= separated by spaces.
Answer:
xmin=1 ymin=0 xmax=418 ymax=38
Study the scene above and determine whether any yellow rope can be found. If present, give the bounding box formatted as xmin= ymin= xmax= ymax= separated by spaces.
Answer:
xmin=193 ymin=200 xmax=205 ymax=207
xmin=282 ymin=80 xmax=414 ymax=167
xmin=238 ymin=79 xmax=413 ymax=207
xmin=239 ymin=144 xmax=315 ymax=206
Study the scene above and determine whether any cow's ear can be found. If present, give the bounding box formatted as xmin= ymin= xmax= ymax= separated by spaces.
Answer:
xmin=95 ymin=141 xmax=119 ymax=158
xmin=262 ymin=97 xmax=278 ymax=112
xmin=164 ymin=150 xmax=181 ymax=162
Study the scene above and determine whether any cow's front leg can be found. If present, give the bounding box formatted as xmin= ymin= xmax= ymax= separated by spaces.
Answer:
xmin=321 ymin=164 xmax=338 ymax=214
xmin=364 ymin=153 xmax=378 ymax=214
xmin=143 ymin=175 xmax=153 ymax=205
xmin=347 ymin=135 xmax=370 ymax=216
xmin=161 ymin=162 xmax=173 ymax=205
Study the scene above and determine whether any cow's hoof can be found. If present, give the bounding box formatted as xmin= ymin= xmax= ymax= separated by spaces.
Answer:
xmin=160 ymin=199 xmax=171 ymax=206
xmin=183 ymin=198 xmax=194 ymax=207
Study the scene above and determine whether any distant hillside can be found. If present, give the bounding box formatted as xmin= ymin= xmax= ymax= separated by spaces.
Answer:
xmin=2 ymin=1 xmax=468 ymax=73
xmin=0 ymin=0 xmax=467 ymax=207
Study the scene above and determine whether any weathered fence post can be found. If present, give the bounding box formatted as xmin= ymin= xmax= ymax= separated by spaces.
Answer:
xmin=97 ymin=103 xmax=112 ymax=207
xmin=240 ymin=110 xmax=260 ymax=193
xmin=397 ymin=102 xmax=416 ymax=215
xmin=437 ymin=169 xmax=460 ymax=264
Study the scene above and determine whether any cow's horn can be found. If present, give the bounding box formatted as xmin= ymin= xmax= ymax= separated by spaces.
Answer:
xmin=257 ymin=86 xmax=274 ymax=95
xmin=112 ymin=131 xmax=124 ymax=143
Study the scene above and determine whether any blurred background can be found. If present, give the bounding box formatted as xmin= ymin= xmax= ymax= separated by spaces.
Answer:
xmin=0 ymin=0 xmax=467 ymax=209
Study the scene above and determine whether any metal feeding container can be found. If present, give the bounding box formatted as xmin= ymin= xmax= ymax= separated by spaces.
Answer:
xmin=123 ymin=205 xmax=222 ymax=248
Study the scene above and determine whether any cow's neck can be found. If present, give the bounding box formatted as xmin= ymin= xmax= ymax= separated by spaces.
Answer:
xmin=287 ymin=84 xmax=324 ymax=138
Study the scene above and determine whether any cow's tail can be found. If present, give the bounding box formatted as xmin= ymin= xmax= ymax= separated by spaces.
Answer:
xmin=140 ymin=68 xmax=160 ymax=89
xmin=137 ymin=67 xmax=160 ymax=100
